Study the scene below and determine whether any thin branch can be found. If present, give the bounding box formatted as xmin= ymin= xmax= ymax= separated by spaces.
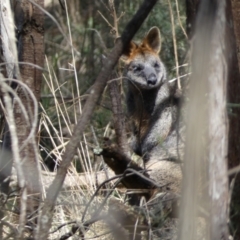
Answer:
xmin=98 ymin=10 xmax=114 ymax=30
xmin=50 ymin=221 xmax=77 ymax=234
xmin=228 ymin=165 xmax=240 ymax=176
xmin=167 ymin=0 xmax=181 ymax=90
xmin=175 ymin=0 xmax=188 ymax=39
xmin=59 ymin=214 xmax=109 ymax=240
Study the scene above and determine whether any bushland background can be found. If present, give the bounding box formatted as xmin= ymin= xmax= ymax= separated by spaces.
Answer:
xmin=0 ymin=0 xmax=240 ymax=239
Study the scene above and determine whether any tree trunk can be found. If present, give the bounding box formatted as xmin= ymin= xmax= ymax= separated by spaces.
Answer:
xmin=0 ymin=2 xmax=19 ymax=238
xmin=13 ymin=0 xmax=44 ymax=214
xmin=186 ymin=0 xmax=200 ymax=37
xmin=0 ymin=0 xmax=18 ymax=195
xmin=226 ymin=0 xmax=240 ymax=238
xmin=207 ymin=1 xmax=229 ymax=238
xmin=179 ymin=0 xmax=229 ymax=239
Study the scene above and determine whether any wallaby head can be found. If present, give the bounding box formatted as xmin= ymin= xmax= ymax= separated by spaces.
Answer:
xmin=122 ymin=27 xmax=166 ymax=90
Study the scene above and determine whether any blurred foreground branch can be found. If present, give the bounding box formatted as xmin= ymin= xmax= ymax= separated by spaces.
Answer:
xmin=178 ymin=0 xmax=229 ymax=239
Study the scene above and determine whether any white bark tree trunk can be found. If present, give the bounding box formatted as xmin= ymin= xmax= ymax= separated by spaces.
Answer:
xmin=179 ymin=0 xmax=229 ymax=239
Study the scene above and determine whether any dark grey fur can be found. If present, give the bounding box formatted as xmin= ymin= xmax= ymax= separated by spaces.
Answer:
xmin=124 ymin=28 xmax=183 ymax=162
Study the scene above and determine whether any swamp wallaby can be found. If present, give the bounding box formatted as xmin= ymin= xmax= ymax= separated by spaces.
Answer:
xmin=122 ymin=27 xmax=183 ymax=194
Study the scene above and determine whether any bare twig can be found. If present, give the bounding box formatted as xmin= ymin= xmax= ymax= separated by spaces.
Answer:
xmin=50 ymin=221 xmax=77 ymax=234
xmin=81 ymin=173 xmax=123 ymax=222
xmin=98 ymin=10 xmax=114 ymax=30
xmin=59 ymin=214 xmax=109 ymax=240
xmin=228 ymin=165 xmax=240 ymax=176
xmin=167 ymin=0 xmax=181 ymax=90
xmin=109 ymin=0 xmax=120 ymax=38
xmin=174 ymin=0 xmax=188 ymax=39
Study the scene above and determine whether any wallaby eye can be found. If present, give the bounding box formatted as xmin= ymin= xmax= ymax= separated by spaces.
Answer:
xmin=154 ymin=62 xmax=160 ymax=69
xmin=131 ymin=64 xmax=143 ymax=73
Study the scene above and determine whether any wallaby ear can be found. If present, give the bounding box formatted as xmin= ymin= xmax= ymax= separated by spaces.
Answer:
xmin=116 ymin=37 xmax=138 ymax=61
xmin=142 ymin=27 xmax=161 ymax=53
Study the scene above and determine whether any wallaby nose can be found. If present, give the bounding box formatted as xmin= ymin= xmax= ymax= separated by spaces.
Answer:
xmin=147 ymin=74 xmax=157 ymax=85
